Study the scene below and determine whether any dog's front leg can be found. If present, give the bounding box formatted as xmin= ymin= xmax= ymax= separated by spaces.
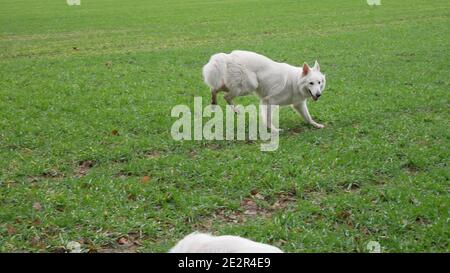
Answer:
xmin=260 ymin=98 xmax=281 ymax=132
xmin=293 ymin=101 xmax=324 ymax=129
xmin=211 ymin=88 xmax=218 ymax=105
xmin=224 ymin=93 xmax=240 ymax=114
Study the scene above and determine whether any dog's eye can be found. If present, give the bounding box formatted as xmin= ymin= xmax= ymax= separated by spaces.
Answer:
xmin=318 ymin=81 xmax=321 ymax=84
xmin=309 ymin=82 xmax=314 ymax=85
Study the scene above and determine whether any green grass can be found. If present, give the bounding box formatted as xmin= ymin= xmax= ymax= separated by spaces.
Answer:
xmin=0 ymin=0 xmax=449 ymax=253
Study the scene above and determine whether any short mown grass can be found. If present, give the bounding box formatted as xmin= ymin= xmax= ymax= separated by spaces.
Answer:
xmin=0 ymin=0 xmax=449 ymax=252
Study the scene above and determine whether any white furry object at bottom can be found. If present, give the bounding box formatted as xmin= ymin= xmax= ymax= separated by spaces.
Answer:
xmin=169 ymin=232 xmax=283 ymax=253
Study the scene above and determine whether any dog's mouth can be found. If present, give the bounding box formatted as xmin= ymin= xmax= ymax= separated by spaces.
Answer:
xmin=308 ymin=89 xmax=318 ymax=101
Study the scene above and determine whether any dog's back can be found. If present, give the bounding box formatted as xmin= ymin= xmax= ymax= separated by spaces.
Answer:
xmin=229 ymin=50 xmax=278 ymax=69
xmin=202 ymin=51 xmax=259 ymax=96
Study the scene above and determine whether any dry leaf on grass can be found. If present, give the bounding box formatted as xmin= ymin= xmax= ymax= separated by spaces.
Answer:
xmin=250 ymin=189 xmax=265 ymax=200
xmin=140 ymin=176 xmax=151 ymax=184
xmin=7 ymin=225 xmax=16 ymax=235
xmin=32 ymin=202 xmax=42 ymax=211
xmin=75 ymin=160 xmax=94 ymax=177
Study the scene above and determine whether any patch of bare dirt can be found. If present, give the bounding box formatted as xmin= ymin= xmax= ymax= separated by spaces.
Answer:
xmin=32 ymin=202 xmax=42 ymax=211
xmin=204 ymin=143 xmax=221 ymax=150
xmin=210 ymin=190 xmax=298 ymax=224
xmin=288 ymin=127 xmax=302 ymax=135
xmin=145 ymin=150 xmax=161 ymax=159
xmin=271 ymin=190 xmax=297 ymax=210
xmin=27 ymin=168 xmax=64 ymax=182
xmin=189 ymin=149 xmax=198 ymax=158
xmin=403 ymin=162 xmax=420 ymax=174
xmin=241 ymin=198 xmax=268 ymax=216
xmin=75 ymin=160 xmax=94 ymax=177
xmin=335 ymin=209 xmax=355 ymax=228
xmin=116 ymin=170 xmax=134 ymax=179
xmin=42 ymin=169 xmax=62 ymax=178
xmin=94 ymin=233 xmax=143 ymax=253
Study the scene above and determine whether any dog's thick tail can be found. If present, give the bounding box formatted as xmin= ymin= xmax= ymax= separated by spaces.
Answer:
xmin=202 ymin=53 xmax=228 ymax=91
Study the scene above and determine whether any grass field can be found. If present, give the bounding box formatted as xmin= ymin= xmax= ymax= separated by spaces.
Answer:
xmin=0 ymin=0 xmax=449 ymax=253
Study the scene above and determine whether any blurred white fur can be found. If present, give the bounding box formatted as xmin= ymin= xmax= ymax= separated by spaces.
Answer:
xmin=169 ymin=232 xmax=283 ymax=253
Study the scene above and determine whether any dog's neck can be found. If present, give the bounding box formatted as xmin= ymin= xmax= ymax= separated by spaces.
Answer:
xmin=294 ymin=74 xmax=311 ymax=99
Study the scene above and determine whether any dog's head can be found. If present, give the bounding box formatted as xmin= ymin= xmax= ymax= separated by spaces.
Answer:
xmin=300 ymin=61 xmax=326 ymax=101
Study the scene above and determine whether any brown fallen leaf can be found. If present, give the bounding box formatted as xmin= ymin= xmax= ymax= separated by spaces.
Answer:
xmin=189 ymin=150 xmax=197 ymax=158
xmin=96 ymin=244 xmax=138 ymax=253
xmin=146 ymin=150 xmax=161 ymax=159
xmin=241 ymin=198 xmax=259 ymax=215
xmin=253 ymin=193 xmax=265 ymax=200
xmin=111 ymin=129 xmax=119 ymax=136
xmin=270 ymin=191 xmax=297 ymax=210
xmin=76 ymin=160 xmax=94 ymax=177
xmin=289 ymin=127 xmax=302 ymax=134
xmin=140 ymin=176 xmax=151 ymax=184
xmin=127 ymin=194 xmax=137 ymax=201
xmin=32 ymin=202 xmax=42 ymax=211
xmin=53 ymin=247 xmax=66 ymax=253
xmin=117 ymin=237 xmax=130 ymax=246
xmin=337 ymin=210 xmax=352 ymax=220
xmin=360 ymin=226 xmax=371 ymax=235
xmin=271 ymin=201 xmax=282 ymax=210
xmin=30 ymin=236 xmax=46 ymax=249
xmin=27 ymin=176 xmax=40 ymax=183
xmin=243 ymin=209 xmax=258 ymax=216
xmin=7 ymin=225 xmax=16 ymax=235
xmin=42 ymin=169 xmax=60 ymax=178
xmin=250 ymin=189 xmax=264 ymax=200
xmin=215 ymin=209 xmax=244 ymax=224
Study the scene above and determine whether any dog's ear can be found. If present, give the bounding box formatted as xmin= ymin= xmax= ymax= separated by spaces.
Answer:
xmin=302 ymin=63 xmax=310 ymax=76
xmin=313 ymin=60 xmax=320 ymax=71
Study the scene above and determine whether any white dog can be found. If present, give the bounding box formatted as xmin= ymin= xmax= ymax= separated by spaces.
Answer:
xmin=169 ymin=232 xmax=283 ymax=253
xmin=202 ymin=50 xmax=326 ymax=131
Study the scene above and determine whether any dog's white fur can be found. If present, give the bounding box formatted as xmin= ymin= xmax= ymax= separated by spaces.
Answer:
xmin=202 ymin=50 xmax=326 ymax=130
xmin=169 ymin=232 xmax=283 ymax=253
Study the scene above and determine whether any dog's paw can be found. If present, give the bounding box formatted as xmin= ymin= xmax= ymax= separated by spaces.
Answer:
xmin=313 ymin=123 xmax=325 ymax=129
xmin=268 ymin=127 xmax=282 ymax=133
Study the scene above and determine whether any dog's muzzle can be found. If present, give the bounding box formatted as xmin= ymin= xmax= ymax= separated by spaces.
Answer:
xmin=308 ymin=89 xmax=320 ymax=101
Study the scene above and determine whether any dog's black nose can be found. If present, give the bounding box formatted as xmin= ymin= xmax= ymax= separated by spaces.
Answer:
xmin=316 ymin=93 xmax=321 ymax=98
